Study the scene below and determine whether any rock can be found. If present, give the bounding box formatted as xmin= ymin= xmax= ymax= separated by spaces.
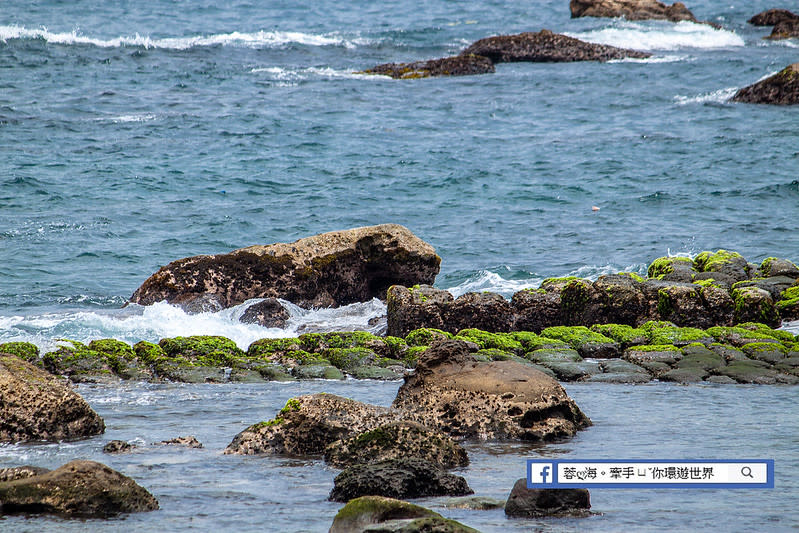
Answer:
xmin=570 ymin=0 xmax=698 ymax=23
xmin=0 ymin=342 xmax=39 ymax=364
xmin=652 ymin=283 xmax=708 ymax=327
xmin=130 ymin=224 xmax=440 ymax=310
xmin=505 ymin=478 xmax=591 ymax=518
xmin=329 ymin=496 xmax=479 ymax=533
xmin=767 ymin=17 xmax=799 ymax=39
xmin=159 ymin=435 xmax=203 ymax=448
xmin=446 ymin=292 xmax=514 ymax=333
xmin=732 ymin=286 xmax=779 ymax=326
xmin=778 ymin=285 xmax=799 ymax=320
xmin=224 ymin=394 xmax=398 ymax=456
xmin=461 ymin=29 xmax=651 ymax=63
xmin=393 ymin=339 xmax=591 ymax=441
xmin=329 ymin=457 xmax=473 ymax=502
xmin=757 ymin=257 xmax=799 ymax=279
xmin=0 ymin=355 xmax=105 ymax=443
xmin=748 ymin=9 xmax=798 ymax=26
xmin=539 ymin=326 xmax=620 ymax=358
xmin=590 ymin=274 xmax=649 ymax=325
xmin=733 ymin=63 xmax=799 ymax=105
xmin=693 ymin=250 xmax=750 ymax=283
xmin=0 ymin=460 xmax=158 ymax=517
xmin=443 ymin=496 xmax=506 ymax=510
xmin=512 ymin=289 xmax=563 ymax=332
xmin=647 ymin=256 xmax=695 ymax=282
xmin=0 ymin=466 xmax=50 ymax=482
xmin=696 ymin=284 xmax=735 ymax=326
xmin=103 ymin=440 xmax=135 ymax=454
xmin=362 ymin=54 xmax=494 ymax=79
xmin=733 ymin=276 xmax=796 ymax=301
xmin=387 ymin=285 xmax=454 ymax=338
xmin=239 ymin=298 xmax=290 ymax=328
xmin=324 ymin=421 xmax=468 ymax=469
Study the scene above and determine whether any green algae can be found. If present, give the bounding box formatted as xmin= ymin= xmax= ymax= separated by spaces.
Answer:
xmin=647 ymin=256 xmax=692 ymax=279
xmin=540 ymin=326 xmax=615 ymax=351
xmin=0 ymin=341 xmax=39 ymax=363
xmin=590 ymin=324 xmax=648 ymax=346
xmin=454 ymin=329 xmax=522 ymax=353
xmin=405 ymin=328 xmax=452 ymax=346
xmin=693 ymin=249 xmax=744 ymax=272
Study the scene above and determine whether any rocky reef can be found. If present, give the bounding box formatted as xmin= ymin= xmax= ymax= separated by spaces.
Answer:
xmin=748 ymin=9 xmax=799 ymax=39
xmin=361 ymin=55 xmax=494 ymax=79
xmin=733 ymin=63 xmax=799 ymax=105
xmin=570 ymin=0 xmax=699 ymax=23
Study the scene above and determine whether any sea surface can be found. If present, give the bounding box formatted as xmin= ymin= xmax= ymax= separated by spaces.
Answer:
xmin=1 ymin=0 xmax=798 ymax=531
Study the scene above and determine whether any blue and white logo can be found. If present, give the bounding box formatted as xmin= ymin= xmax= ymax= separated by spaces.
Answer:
xmin=529 ymin=462 xmax=554 ymax=485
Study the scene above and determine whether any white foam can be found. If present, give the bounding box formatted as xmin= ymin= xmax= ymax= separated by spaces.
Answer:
xmin=0 ymin=25 xmax=355 ymax=50
xmin=445 ymin=270 xmax=543 ymax=299
xmin=566 ymin=20 xmax=744 ymax=51
xmin=249 ymin=66 xmax=386 ymax=81
xmin=781 ymin=320 xmax=799 ymax=335
xmin=608 ymin=54 xmax=690 ymax=64
xmin=673 ymin=87 xmax=738 ymax=105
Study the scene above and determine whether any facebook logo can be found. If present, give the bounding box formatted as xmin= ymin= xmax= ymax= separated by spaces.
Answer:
xmin=529 ymin=462 xmax=555 ymax=486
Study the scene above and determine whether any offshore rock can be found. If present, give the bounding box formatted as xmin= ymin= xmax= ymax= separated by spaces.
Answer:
xmin=505 ymin=478 xmax=591 ymax=518
xmin=362 ymin=54 xmax=494 ymax=79
xmin=324 ymin=421 xmax=469 ymax=469
xmin=767 ymin=17 xmax=799 ymax=39
xmin=748 ymin=9 xmax=798 ymax=26
xmin=240 ymin=297 xmax=291 ymax=328
xmin=733 ymin=63 xmax=799 ymax=105
xmin=0 ymin=460 xmax=158 ymax=517
xmin=461 ymin=29 xmax=651 ymax=63
xmin=329 ymin=496 xmax=479 ymax=533
xmin=393 ymin=339 xmax=591 ymax=440
xmin=329 ymin=457 xmax=473 ymax=502
xmin=223 ymin=394 xmax=398 ymax=456
xmin=0 ymin=355 xmax=105 ymax=443
xmin=570 ymin=0 xmax=698 ymax=22
xmin=130 ymin=224 xmax=440 ymax=311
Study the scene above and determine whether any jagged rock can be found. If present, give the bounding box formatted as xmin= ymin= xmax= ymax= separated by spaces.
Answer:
xmin=733 ymin=63 xmax=799 ymax=105
xmin=0 ymin=460 xmax=158 ymax=517
xmin=158 ymin=435 xmax=203 ymax=448
xmin=647 ymin=256 xmax=695 ymax=282
xmin=362 ymin=54 xmax=494 ymax=79
xmin=0 ymin=355 xmax=105 ymax=443
xmin=130 ymin=224 xmax=440 ymax=310
xmin=223 ymin=394 xmax=398 ymax=456
xmin=570 ymin=0 xmax=698 ymax=22
xmin=461 ymin=29 xmax=651 ymax=63
xmin=324 ymin=421 xmax=468 ymax=469
xmin=734 ymin=276 xmax=796 ymax=301
xmin=748 ymin=9 xmax=798 ymax=26
xmin=505 ymin=478 xmax=591 ymax=517
xmin=103 ymin=440 xmax=135 ymax=454
xmin=393 ymin=339 xmax=591 ymax=440
xmin=329 ymin=496 xmax=479 ymax=533
xmin=329 ymin=457 xmax=473 ymax=502
xmin=732 ymin=286 xmax=779 ymax=326
xmin=239 ymin=298 xmax=291 ymax=328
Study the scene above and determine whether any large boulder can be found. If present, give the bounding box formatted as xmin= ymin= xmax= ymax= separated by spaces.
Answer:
xmin=393 ymin=339 xmax=591 ymax=441
xmin=748 ymin=9 xmax=798 ymax=26
xmin=0 ymin=460 xmax=158 ymax=517
xmin=223 ymin=394 xmax=399 ymax=456
xmin=329 ymin=457 xmax=473 ymax=502
xmin=130 ymin=224 xmax=440 ymax=311
xmin=767 ymin=17 xmax=799 ymax=39
xmin=329 ymin=496 xmax=479 ymax=533
xmin=570 ymin=0 xmax=698 ymax=22
xmin=505 ymin=478 xmax=591 ymax=518
xmin=732 ymin=63 xmax=799 ymax=105
xmin=0 ymin=355 xmax=105 ymax=443
xmin=461 ymin=29 xmax=651 ymax=63
xmin=362 ymin=55 xmax=494 ymax=79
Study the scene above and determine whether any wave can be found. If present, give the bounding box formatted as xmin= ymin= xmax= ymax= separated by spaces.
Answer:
xmin=0 ymin=25 xmax=359 ymax=50
xmin=249 ymin=66 xmax=384 ymax=83
xmin=566 ymin=20 xmax=745 ymax=51
xmin=673 ymin=87 xmax=738 ymax=105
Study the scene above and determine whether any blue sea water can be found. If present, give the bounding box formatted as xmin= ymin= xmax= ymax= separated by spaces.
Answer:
xmin=1 ymin=0 xmax=798 ymax=531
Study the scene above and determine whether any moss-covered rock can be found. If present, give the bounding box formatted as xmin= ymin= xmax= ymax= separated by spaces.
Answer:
xmin=539 ymin=326 xmax=619 ymax=358
xmin=741 ymin=342 xmax=788 ymax=364
xmin=640 ymin=321 xmax=712 ymax=346
xmin=732 ymin=286 xmax=779 ymax=326
xmin=527 ymin=348 xmax=583 ymax=363
xmin=42 ymin=340 xmax=119 ymax=383
xmin=541 ymin=361 xmax=602 ymax=381
xmin=329 ymin=496 xmax=479 ymax=533
xmin=623 ymin=345 xmax=682 ymax=366
xmin=88 ymin=339 xmax=150 ymax=380
xmin=0 ymin=342 xmax=39 ymax=364
xmin=677 ymin=344 xmax=725 ymax=370
xmin=659 ymin=366 xmax=708 ymax=383
xmin=246 ymin=337 xmax=302 ymax=359
xmin=454 ymin=329 xmax=523 ymax=353
xmin=758 ymin=257 xmax=799 ymax=279
xmin=159 ymin=335 xmax=244 ymax=367
xmin=648 ymin=256 xmax=694 ymax=281
xmin=292 ymin=364 xmax=346 ymax=380
xmin=706 ymin=326 xmax=783 ymax=347
xmin=777 ymin=285 xmax=799 ymax=320
xmin=405 ymin=328 xmax=452 ymax=347
xmin=713 ymin=360 xmax=797 ymax=384
xmin=590 ymin=324 xmax=648 ymax=347
xmin=693 ymin=250 xmax=749 ymax=282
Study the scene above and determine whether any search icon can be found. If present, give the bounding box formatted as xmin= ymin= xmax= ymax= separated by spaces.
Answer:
xmin=741 ymin=466 xmax=754 ymax=478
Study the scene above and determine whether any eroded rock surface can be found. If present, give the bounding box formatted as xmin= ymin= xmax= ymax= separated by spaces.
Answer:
xmin=733 ymin=63 xmax=799 ymax=105
xmin=570 ymin=0 xmax=698 ymax=22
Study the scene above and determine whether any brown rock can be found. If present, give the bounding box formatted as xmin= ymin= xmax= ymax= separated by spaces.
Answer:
xmin=0 ymin=460 xmax=158 ymax=517
xmin=505 ymin=478 xmax=591 ymax=518
xmin=130 ymin=224 xmax=440 ymax=310
xmin=386 ymin=284 xmax=453 ymax=338
xmin=329 ymin=496 xmax=479 ymax=533
xmin=748 ymin=9 xmax=798 ymax=26
xmin=445 ymin=292 xmax=514 ymax=333
xmin=570 ymin=0 xmax=698 ymax=22
xmin=767 ymin=18 xmax=799 ymax=39
xmin=461 ymin=29 xmax=651 ymax=63
xmin=512 ymin=289 xmax=563 ymax=332
xmin=239 ymin=298 xmax=291 ymax=328
xmin=0 ymin=466 xmax=50 ymax=482
xmin=393 ymin=339 xmax=591 ymax=441
xmin=0 ymin=355 xmax=105 ymax=443
xmin=159 ymin=435 xmax=203 ymax=448
xmin=732 ymin=63 xmax=799 ymax=105
xmin=362 ymin=54 xmax=494 ymax=79
xmin=103 ymin=440 xmax=135 ymax=454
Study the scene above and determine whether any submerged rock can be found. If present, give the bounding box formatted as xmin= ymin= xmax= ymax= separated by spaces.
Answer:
xmin=329 ymin=496 xmax=479 ymax=533
xmin=0 ymin=355 xmax=105 ymax=443
xmin=505 ymin=478 xmax=591 ymax=518
xmin=362 ymin=54 xmax=494 ymax=79
xmin=329 ymin=457 xmax=473 ymax=502
xmin=159 ymin=435 xmax=203 ymax=448
xmin=0 ymin=460 xmax=158 ymax=517
xmin=103 ymin=440 xmax=135 ymax=454
xmin=570 ymin=0 xmax=698 ymax=22
xmin=461 ymin=29 xmax=651 ymax=63
xmin=393 ymin=339 xmax=591 ymax=440
xmin=130 ymin=224 xmax=440 ymax=311
xmin=732 ymin=63 xmax=799 ymax=105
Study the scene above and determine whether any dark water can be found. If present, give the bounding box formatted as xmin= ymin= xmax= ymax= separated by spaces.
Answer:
xmin=2 ymin=0 xmax=799 ymax=530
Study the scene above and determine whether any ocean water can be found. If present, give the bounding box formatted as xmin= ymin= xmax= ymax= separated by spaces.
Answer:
xmin=1 ymin=0 xmax=798 ymax=531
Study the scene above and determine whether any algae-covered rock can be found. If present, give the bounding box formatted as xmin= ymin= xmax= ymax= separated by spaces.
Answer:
xmin=505 ymin=478 xmax=591 ymax=518
xmin=647 ymin=256 xmax=694 ymax=281
xmin=542 ymin=360 xmax=603 ymax=381
xmin=387 ymin=285 xmax=454 ymax=338
xmin=362 ymin=54 xmax=494 ymax=79
xmin=0 ymin=355 xmax=105 ymax=443
xmin=446 ymin=292 xmax=514 ymax=333
xmin=623 ymin=345 xmax=683 ymax=365
xmin=527 ymin=347 xmax=583 ymax=363
xmin=0 ymin=460 xmax=158 ymax=517
xmin=329 ymin=457 xmax=473 ymax=502
xmin=741 ymin=342 xmax=788 ymax=364
xmin=713 ymin=360 xmax=798 ymax=384
xmin=777 ymin=285 xmax=799 ymax=320
xmin=540 ymin=326 xmax=620 ymax=359
xmin=757 ymin=257 xmax=799 ymax=279
xmin=590 ymin=324 xmax=649 ymax=348
xmin=0 ymin=342 xmax=39 ymax=364
xmin=455 ymin=329 xmax=523 ymax=353
xmin=733 ymin=63 xmax=799 ymax=105
xmin=329 ymin=496 xmax=479 ymax=533
xmin=693 ymin=250 xmax=750 ymax=282
xmin=640 ymin=321 xmax=713 ymax=346
xmin=42 ymin=340 xmax=120 ymax=383
xmin=732 ymin=286 xmax=779 ymax=326
xmin=159 ymin=335 xmax=244 ymax=365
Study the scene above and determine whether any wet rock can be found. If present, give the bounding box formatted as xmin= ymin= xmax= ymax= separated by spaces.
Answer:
xmin=505 ymin=478 xmax=591 ymax=518
xmin=624 ymin=345 xmax=683 ymax=365
xmin=329 ymin=496 xmax=479 ymax=533
xmin=590 ymin=274 xmax=649 ymax=325
xmin=757 ymin=257 xmax=799 ymax=279
xmin=570 ymin=0 xmax=698 ymax=23
xmin=0 ymin=355 xmax=105 ymax=443
xmin=0 ymin=460 xmax=158 ymax=517
xmin=652 ymin=283 xmax=708 ymax=327
xmin=103 ymin=440 xmax=135 ymax=454
xmin=732 ymin=286 xmax=779 ymax=326
xmin=362 ymin=54 xmax=494 ymax=79
xmin=733 ymin=63 xmax=799 ymax=105
xmin=239 ymin=298 xmax=290 ymax=328
xmin=461 ymin=29 xmax=651 ymax=63
xmin=42 ymin=339 xmax=150 ymax=383
xmin=446 ymin=292 xmax=514 ymax=333
xmin=0 ymin=466 xmax=50 ymax=482
xmin=224 ymin=394 xmax=398 ymax=456
xmin=159 ymin=435 xmax=203 ymax=448
xmin=647 ymin=256 xmax=695 ymax=282
xmin=443 ymin=496 xmax=506 ymax=510
xmin=767 ymin=17 xmax=799 ymax=39
xmin=590 ymin=323 xmax=649 ymax=348
xmin=778 ymin=285 xmax=799 ymax=320
xmin=540 ymin=326 xmax=620 ymax=359
xmin=393 ymin=339 xmax=591 ymax=441
xmin=659 ymin=366 xmax=708 ymax=383
xmin=587 ymin=371 xmax=652 ymax=383
xmin=697 ymin=284 xmax=735 ymax=326
xmin=693 ymin=250 xmax=750 ymax=283
xmin=748 ymin=9 xmax=798 ymax=26
xmin=325 ymin=421 xmax=468 ymax=469
xmin=329 ymin=457 xmax=473 ymax=502
xmin=713 ymin=360 xmax=797 ymax=384
xmin=130 ymin=224 xmax=440 ymax=310
xmin=293 ymin=364 xmax=346 ymax=380
xmin=542 ymin=360 xmax=603 ymax=381
xmin=386 ymin=285 xmax=453 ymax=338
xmin=0 ymin=342 xmax=39 ymax=364
xmin=733 ymin=276 xmax=796 ymax=301
xmin=512 ymin=289 xmax=563 ymax=332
